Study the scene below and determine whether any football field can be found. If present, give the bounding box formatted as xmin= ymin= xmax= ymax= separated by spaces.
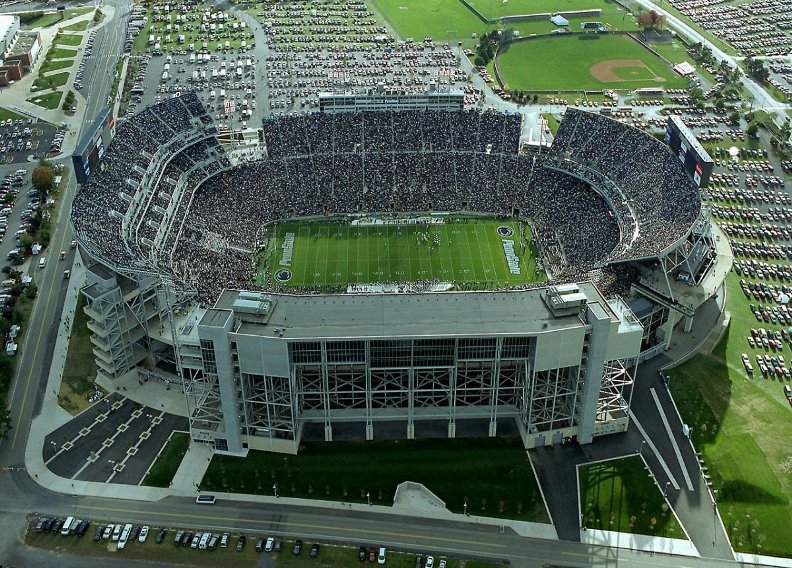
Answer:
xmin=259 ymin=217 xmax=543 ymax=290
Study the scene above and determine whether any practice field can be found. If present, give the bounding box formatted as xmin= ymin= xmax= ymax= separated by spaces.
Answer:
xmin=258 ymin=217 xmax=543 ymax=290
xmin=497 ymin=34 xmax=689 ymax=91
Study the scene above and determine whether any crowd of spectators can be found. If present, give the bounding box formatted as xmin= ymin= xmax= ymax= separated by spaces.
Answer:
xmin=73 ymin=97 xmax=701 ymax=305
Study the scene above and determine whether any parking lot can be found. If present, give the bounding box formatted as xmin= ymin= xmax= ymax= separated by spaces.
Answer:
xmin=0 ymin=117 xmax=62 ymax=164
xmin=44 ymin=393 xmax=189 ymax=485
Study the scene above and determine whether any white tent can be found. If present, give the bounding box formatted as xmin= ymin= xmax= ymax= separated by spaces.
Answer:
xmin=550 ymin=14 xmax=569 ymax=26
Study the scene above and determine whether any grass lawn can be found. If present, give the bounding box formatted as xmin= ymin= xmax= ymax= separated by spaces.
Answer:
xmin=39 ymin=58 xmax=74 ymax=74
xmin=48 ymin=47 xmax=78 ymax=59
xmin=27 ymin=91 xmax=63 ymax=110
xmin=59 ymin=295 xmax=99 ymax=415
xmin=18 ymin=7 xmax=92 ymax=29
xmin=54 ymin=33 xmax=84 ymax=47
xmin=0 ymin=108 xmax=24 ymax=122
xmin=142 ymin=432 xmax=190 ymax=487
xmin=497 ymin=34 xmax=688 ymax=92
xmin=369 ymin=0 xmax=488 ymax=42
xmin=666 ymin=275 xmax=792 ymax=557
xmin=579 ymin=456 xmax=685 ymax=538
xmin=259 ymin=217 xmax=542 ymax=289
xmin=541 ymin=113 xmax=560 ymax=135
xmin=33 ymin=71 xmax=71 ymax=91
xmin=202 ymin=437 xmax=549 ymax=522
xmin=62 ymin=20 xmax=90 ymax=32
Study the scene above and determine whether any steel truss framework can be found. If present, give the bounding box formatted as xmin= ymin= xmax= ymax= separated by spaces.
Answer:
xmin=596 ymin=359 xmax=633 ymax=423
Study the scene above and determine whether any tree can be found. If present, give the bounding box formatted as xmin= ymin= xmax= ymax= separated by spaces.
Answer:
xmin=729 ymin=111 xmax=740 ymax=124
xmin=638 ymin=10 xmax=665 ymax=30
xmin=744 ymin=57 xmax=769 ymax=83
xmin=746 ymin=122 xmax=759 ymax=138
xmin=31 ymin=164 xmax=55 ymax=198
xmin=93 ymin=8 xmax=102 ymax=23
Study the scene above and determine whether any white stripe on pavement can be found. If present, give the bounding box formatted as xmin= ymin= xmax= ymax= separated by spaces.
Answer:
xmin=651 ymin=387 xmax=695 ymax=491
xmin=628 ymin=409 xmax=681 ymax=491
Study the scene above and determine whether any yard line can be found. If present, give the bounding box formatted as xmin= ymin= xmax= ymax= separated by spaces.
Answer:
xmin=461 ymin=220 xmax=478 ymax=286
xmin=479 ymin=221 xmax=501 ymax=287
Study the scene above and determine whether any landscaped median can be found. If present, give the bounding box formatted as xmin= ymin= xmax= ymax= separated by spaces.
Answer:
xmin=142 ymin=431 xmax=190 ymax=487
xmin=27 ymin=91 xmax=63 ymax=110
xmin=201 ymin=437 xmax=549 ymax=522
xmin=578 ymin=455 xmax=684 ymax=538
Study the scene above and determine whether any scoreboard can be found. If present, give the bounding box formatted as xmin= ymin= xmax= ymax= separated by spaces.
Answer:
xmin=72 ymin=109 xmax=115 ymax=184
xmin=664 ymin=116 xmax=713 ymax=188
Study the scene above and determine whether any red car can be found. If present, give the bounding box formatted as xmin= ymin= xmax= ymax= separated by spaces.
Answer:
xmin=369 ymin=547 xmax=377 ymax=562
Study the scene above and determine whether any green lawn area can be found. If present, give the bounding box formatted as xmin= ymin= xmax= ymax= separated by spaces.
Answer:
xmin=27 ymin=91 xmax=63 ymax=110
xmin=18 ymin=7 xmax=92 ymax=29
xmin=666 ymin=275 xmax=792 ymax=557
xmin=541 ymin=113 xmax=560 ymax=135
xmin=33 ymin=71 xmax=71 ymax=91
xmin=48 ymin=47 xmax=78 ymax=59
xmin=59 ymin=295 xmax=99 ymax=415
xmin=40 ymin=58 xmax=74 ymax=74
xmin=579 ymin=456 xmax=684 ymax=538
xmin=498 ymin=34 xmax=688 ymax=92
xmin=53 ymin=33 xmax=84 ymax=47
xmin=62 ymin=20 xmax=90 ymax=32
xmin=202 ymin=437 xmax=549 ymax=522
xmin=142 ymin=432 xmax=190 ymax=488
xmin=259 ymin=216 xmax=542 ymax=290
xmin=0 ymin=108 xmax=24 ymax=122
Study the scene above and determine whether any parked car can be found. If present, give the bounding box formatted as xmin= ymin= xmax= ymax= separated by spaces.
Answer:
xmin=310 ymin=543 xmax=320 ymax=558
xmin=236 ymin=534 xmax=246 ymax=552
xmin=293 ymin=539 xmax=303 ymax=555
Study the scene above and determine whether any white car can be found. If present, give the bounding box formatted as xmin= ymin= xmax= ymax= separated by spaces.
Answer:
xmin=138 ymin=525 xmax=149 ymax=543
xmin=425 ymin=556 xmax=434 ymax=568
xmin=264 ymin=536 xmax=274 ymax=552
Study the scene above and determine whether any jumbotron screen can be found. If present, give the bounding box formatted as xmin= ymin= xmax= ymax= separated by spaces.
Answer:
xmin=72 ymin=109 xmax=114 ymax=184
xmin=665 ymin=116 xmax=713 ymax=188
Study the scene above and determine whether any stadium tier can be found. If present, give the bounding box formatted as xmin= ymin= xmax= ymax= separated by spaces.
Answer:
xmin=70 ymin=95 xmax=720 ymax=454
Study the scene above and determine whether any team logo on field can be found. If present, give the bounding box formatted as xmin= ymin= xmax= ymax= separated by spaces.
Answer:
xmin=275 ymin=269 xmax=292 ymax=283
xmin=497 ymin=226 xmax=514 ymax=237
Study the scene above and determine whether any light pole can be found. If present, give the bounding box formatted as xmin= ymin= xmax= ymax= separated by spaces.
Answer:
xmin=663 ymin=481 xmax=670 ymax=498
xmin=638 ymin=439 xmax=645 ymax=455
xmin=366 ymin=491 xmax=371 ymax=506
xmin=273 ymin=483 xmax=279 ymax=498
xmin=464 ymin=499 xmax=468 ymax=516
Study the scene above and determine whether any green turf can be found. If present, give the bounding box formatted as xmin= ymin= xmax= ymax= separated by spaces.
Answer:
xmin=498 ymin=34 xmax=688 ymax=91
xmin=27 ymin=91 xmax=63 ymax=110
xmin=259 ymin=216 xmax=543 ymax=290
xmin=59 ymin=295 xmax=99 ymax=415
xmin=53 ymin=33 xmax=84 ymax=47
xmin=47 ymin=47 xmax=78 ymax=59
xmin=142 ymin=432 xmax=190 ymax=488
xmin=33 ymin=71 xmax=71 ymax=90
xmin=202 ymin=437 xmax=549 ymax=522
xmin=18 ymin=7 xmax=92 ymax=29
xmin=39 ymin=58 xmax=74 ymax=74
xmin=666 ymin=275 xmax=792 ymax=557
xmin=0 ymin=108 xmax=24 ymax=122
xmin=579 ymin=456 xmax=685 ymax=538
xmin=62 ymin=20 xmax=90 ymax=31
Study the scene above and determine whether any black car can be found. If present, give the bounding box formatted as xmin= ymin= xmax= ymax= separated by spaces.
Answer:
xmin=156 ymin=527 xmax=168 ymax=544
xmin=76 ymin=520 xmax=90 ymax=536
xmin=415 ymin=554 xmax=423 ymax=568
xmin=255 ymin=537 xmax=264 ymax=552
xmin=183 ymin=531 xmax=194 ymax=546
xmin=130 ymin=525 xmax=141 ymax=541
xmin=236 ymin=535 xmax=247 ymax=552
xmin=310 ymin=543 xmax=320 ymax=558
xmin=35 ymin=518 xmax=48 ymax=532
xmin=293 ymin=539 xmax=303 ymax=555
xmin=93 ymin=525 xmax=104 ymax=541
xmin=359 ymin=546 xmax=367 ymax=561
xmin=51 ymin=519 xmax=63 ymax=533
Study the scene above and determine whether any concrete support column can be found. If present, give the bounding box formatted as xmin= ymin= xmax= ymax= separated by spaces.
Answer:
xmin=684 ymin=315 xmax=694 ymax=332
xmin=448 ymin=421 xmax=456 ymax=439
xmin=488 ymin=420 xmax=497 ymax=437
xmin=366 ymin=423 xmax=373 ymax=440
xmin=324 ymin=424 xmax=332 ymax=442
xmin=407 ymin=423 xmax=414 ymax=439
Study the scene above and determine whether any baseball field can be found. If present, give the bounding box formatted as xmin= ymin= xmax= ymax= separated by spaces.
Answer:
xmin=258 ymin=216 xmax=543 ymax=290
xmin=497 ymin=33 xmax=689 ymax=91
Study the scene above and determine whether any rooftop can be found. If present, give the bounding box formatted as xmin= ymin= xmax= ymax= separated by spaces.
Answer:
xmin=218 ymin=283 xmax=611 ymax=340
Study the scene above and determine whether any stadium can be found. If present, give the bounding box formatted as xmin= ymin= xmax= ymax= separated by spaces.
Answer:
xmin=70 ymin=92 xmax=728 ymax=454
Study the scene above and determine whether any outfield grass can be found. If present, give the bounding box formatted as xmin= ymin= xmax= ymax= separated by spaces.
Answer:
xmin=33 ymin=71 xmax=71 ymax=91
xmin=202 ymin=437 xmax=549 ymax=522
xmin=48 ymin=47 xmax=78 ymax=59
xmin=54 ymin=33 xmax=84 ymax=47
xmin=498 ymin=34 xmax=688 ymax=91
xmin=579 ymin=456 xmax=685 ymax=538
xmin=667 ymin=276 xmax=792 ymax=557
xmin=143 ymin=432 xmax=190 ymax=487
xmin=59 ymin=295 xmax=99 ymax=415
xmin=259 ymin=217 xmax=542 ymax=290
xmin=27 ymin=91 xmax=63 ymax=110
xmin=40 ymin=58 xmax=74 ymax=74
